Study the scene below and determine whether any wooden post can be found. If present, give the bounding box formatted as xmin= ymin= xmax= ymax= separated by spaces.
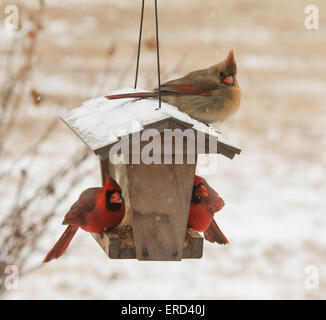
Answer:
xmin=127 ymin=161 xmax=196 ymax=260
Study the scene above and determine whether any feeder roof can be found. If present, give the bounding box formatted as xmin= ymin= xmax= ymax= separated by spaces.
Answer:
xmin=61 ymin=88 xmax=240 ymax=159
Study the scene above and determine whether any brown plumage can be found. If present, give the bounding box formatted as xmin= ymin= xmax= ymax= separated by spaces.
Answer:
xmin=105 ymin=50 xmax=241 ymax=124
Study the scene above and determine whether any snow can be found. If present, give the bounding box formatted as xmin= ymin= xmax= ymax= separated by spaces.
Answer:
xmin=1 ymin=0 xmax=326 ymax=300
xmin=242 ymin=55 xmax=326 ymax=71
xmin=62 ymin=88 xmax=232 ymax=151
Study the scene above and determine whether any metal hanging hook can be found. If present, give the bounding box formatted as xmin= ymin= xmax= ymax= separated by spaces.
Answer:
xmin=134 ymin=0 xmax=162 ymax=109
xmin=154 ymin=0 xmax=162 ymax=109
xmin=134 ymin=0 xmax=145 ymax=89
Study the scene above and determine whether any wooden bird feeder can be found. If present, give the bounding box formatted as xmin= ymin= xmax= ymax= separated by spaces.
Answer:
xmin=61 ymin=92 xmax=241 ymax=261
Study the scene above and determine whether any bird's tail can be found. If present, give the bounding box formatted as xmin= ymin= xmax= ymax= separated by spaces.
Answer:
xmin=43 ymin=225 xmax=79 ymax=263
xmin=204 ymin=219 xmax=229 ymax=245
xmin=105 ymin=91 xmax=158 ymax=100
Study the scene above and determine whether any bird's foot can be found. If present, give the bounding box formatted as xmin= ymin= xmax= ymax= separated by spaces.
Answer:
xmin=99 ymin=227 xmax=111 ymax=239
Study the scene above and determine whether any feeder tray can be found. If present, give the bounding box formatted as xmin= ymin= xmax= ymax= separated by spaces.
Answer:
xmin=61 ymin=92 xmax=241 ymax=261
xmin=92 ymin=225 xmax=203 ymax=259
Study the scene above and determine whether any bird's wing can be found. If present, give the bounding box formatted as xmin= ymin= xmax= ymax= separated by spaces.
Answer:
xmin=201 ymin=178 xmax=224 ymax=213
xmin=158 ymin=76 xmax=218 ymax=95
xmin=62 ymin=188 xmax=101 ymax=226
xmin=204 ymin=219 xmax=229 ymax=244
xmin=207 ymin=189 xmax=222 ymax=213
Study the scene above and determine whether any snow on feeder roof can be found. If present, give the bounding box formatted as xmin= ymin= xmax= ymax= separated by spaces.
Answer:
xmin=61 ymin=88 xmax=240 ymax=160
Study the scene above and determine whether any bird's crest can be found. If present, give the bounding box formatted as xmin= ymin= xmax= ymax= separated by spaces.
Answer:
xmin=194 ymin=175 xmax=204 ymax=187
xmin=104 ymin=175 xmax=121 ymax=191
xmin=225 ymin=50 xmax=236 ymax=69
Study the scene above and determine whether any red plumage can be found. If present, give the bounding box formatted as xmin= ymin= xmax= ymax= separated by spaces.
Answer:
xmin=43 ymin=176 xmax=125 ymax=263
xmin=188 ymin=175 xmax=229 ymax=245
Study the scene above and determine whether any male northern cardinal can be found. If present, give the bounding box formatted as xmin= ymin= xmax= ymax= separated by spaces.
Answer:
xmin=105 ymin=50 xmax=241 ymax=124
xmin=188 ymin=175 xmax=229 ymax=244
xmin=43 ymin=176 xmax=125 ymax=263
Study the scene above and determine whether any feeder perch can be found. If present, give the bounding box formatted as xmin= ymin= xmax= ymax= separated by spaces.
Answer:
xmin=61 ymin=89 xmax=241 ymax=261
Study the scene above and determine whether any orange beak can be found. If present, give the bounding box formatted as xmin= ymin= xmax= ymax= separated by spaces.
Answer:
xmin=110 ymin=192 xmax=121 ymax=203
xmin=196 ymin=184 xmax=209 ymax=198
xmin=223 ymin=76 xmax=233 ymax=85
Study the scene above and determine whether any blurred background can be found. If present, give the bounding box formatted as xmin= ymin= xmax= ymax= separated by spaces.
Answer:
xmin=0 ymin=0 xmax=325 ymax=299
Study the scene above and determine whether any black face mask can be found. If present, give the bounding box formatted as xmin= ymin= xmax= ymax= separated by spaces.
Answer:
xmin=191 ymin=184 xmax=204 ymax=204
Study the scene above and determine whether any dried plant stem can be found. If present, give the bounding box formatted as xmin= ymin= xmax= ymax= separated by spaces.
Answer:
xmin=0 ymin=1 xmax=44 ymax=157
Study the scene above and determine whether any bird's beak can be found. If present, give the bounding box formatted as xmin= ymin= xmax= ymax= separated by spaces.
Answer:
xmin=196 ymin=185 xmax=209 ymax=198
xmin=223 ymin=76 xmax=233 ymax=85
xmin=110 ymin=192 xmax=122 ymax=203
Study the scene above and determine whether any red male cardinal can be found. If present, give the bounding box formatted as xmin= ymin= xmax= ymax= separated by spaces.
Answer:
xmin=43 ymin=176 xmax=125 ymax=263
xmin=188 ymin=175 xmax=229 ymax=244
xmin=105 ymin=50 xmax=241 ymax=124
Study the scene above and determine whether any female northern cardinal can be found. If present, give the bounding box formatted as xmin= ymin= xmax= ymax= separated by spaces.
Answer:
xmin=43 ymin=176 xmax=125 ymax=263
xmin=105 ymin=50 xmax=241 ymax=124
xmin=188 ymin=175 xmax=229 ymax=244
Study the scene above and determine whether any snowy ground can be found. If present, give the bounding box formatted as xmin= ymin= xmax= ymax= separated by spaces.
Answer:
xmin=0 ymin=0 xmax=325 ymax=299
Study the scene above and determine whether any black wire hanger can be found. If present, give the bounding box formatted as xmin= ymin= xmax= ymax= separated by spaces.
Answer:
xmin=134 ymin=0 xmax=162 ymax=109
